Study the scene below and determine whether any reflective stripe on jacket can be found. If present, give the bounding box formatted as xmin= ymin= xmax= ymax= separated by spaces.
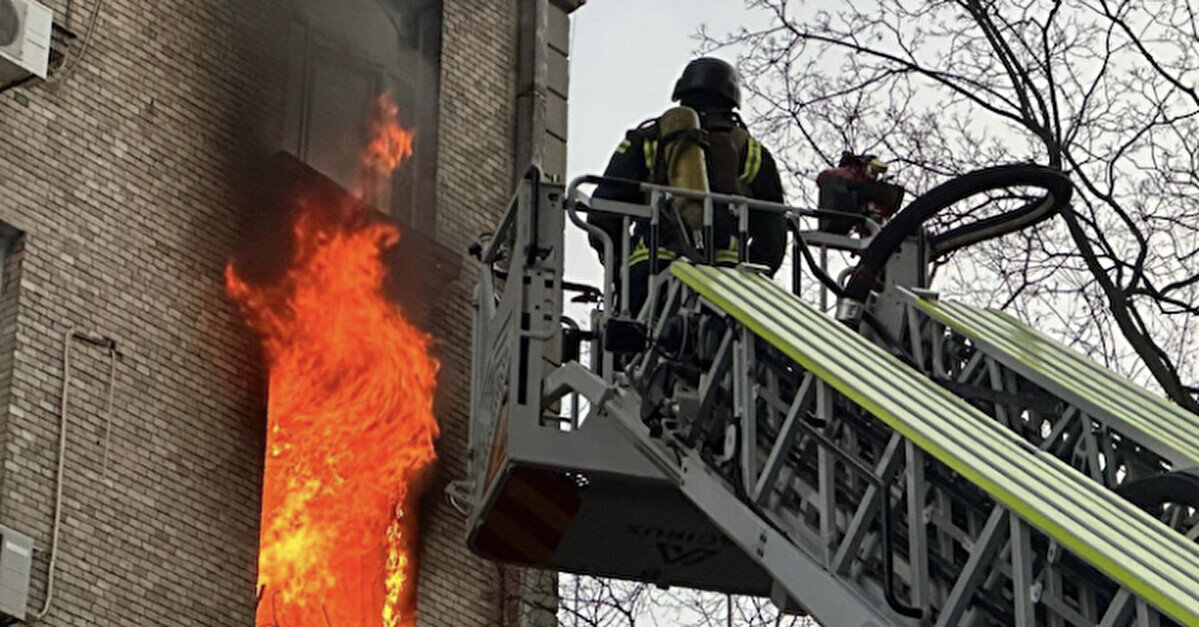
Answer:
xmin=642 ymin=136 xmax=763 ymax=185
xmin=628 ymin=237 xmax=741 ymax=267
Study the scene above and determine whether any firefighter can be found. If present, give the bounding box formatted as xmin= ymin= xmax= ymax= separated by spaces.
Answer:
xmin=588 ymin=57 xmax=787 ymax=315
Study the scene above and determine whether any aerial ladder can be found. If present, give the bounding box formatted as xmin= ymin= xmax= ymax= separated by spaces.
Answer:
xmin=452 ymin=164 xmax=1199 ymax=626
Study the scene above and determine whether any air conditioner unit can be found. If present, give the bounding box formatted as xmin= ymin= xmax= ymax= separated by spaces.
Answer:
xmin=0 ymin=0 xmax=53 ymax=83
xmin=0 ymin=525 xmax=32 ymax=623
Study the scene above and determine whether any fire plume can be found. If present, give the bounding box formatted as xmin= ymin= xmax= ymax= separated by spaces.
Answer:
xmin=228 ymin=94 xmax=438 ymax=626
xmin=363 ymin=96 xmax=415 ymax=179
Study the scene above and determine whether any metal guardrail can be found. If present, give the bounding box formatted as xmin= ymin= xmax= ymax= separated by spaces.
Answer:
xmin=466 ymin=170 xmax=882 ymax=498
xmin=562 ymin=173 xmax=879 ymax=339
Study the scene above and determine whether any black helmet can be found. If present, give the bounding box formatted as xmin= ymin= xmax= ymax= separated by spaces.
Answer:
xmin=672 ymin=57 xmax=741 ymax=109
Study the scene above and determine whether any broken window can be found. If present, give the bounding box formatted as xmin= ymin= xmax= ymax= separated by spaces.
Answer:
xmin=278 ymin=0 xmax=442 ymax=233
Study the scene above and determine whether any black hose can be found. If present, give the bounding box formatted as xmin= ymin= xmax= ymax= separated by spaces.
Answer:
xmin=788 ymin=222 xmax=846 ymax=299
xmin=842 ymin=164 xmax=1074 ymax=308
xmin=1114 ymin=468 xmax=1199 ymax=511
xmin=879 ymin=482 xmax=925 ymax=619
xmin=861 ymin=310 xmax=920 ymax=369
xmin=777 ymin=406 xmax=923 ymax=618
xmin=787 ymin=220 xmax=919 ymax=365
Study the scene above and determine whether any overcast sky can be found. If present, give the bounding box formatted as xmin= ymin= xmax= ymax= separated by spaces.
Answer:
xmin=566 ymin=2 xmax=768 ymax=175
xmin=556 ymin=6 xmax=808 ymax=621
xmin=562 ymin=1 xmax=771 ymax=293
xmin=555 ymin=7 xmax=797 ymax=618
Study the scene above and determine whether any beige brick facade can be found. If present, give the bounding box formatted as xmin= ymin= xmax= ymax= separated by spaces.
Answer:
xmin=0 ymin=0 xmax=557 ymax=625
xmin=0 ymin=0 xmax=267 ymax=624
xmin=419 ymin=1 xmax=516 ymax=625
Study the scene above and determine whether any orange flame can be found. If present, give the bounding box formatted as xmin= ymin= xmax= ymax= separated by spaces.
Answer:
xmin=363 ymin=96 xmax=415 ymax=179
xmin=227 ymin=93 xmax=438 ymax=627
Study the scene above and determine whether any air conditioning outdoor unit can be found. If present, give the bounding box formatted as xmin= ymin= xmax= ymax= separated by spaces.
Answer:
xmin=0 ymin=525 xmax=31 ymax=623
xmin=0 ymin=0 xmax=53 ymax=84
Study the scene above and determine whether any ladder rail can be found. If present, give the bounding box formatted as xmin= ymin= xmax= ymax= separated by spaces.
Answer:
xmin=464 ymin=172 xmax=1197 ymax=626
xmin=670 ymin=262 xmax=1199 ymax=626
xmin=904 ymin=291 xmax=1199 ymax=468
xmin=548 ymin=361 xmax=913 ymax=626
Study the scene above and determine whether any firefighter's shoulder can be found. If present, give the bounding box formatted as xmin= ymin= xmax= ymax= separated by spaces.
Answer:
xmin=615 ymin=118 xmax=660 ymax=154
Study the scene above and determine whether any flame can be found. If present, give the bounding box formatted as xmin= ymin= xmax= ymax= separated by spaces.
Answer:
xmin=228 ymin=93 xmax=438 ymax=627
xmin=363 ymin=96 xmax=415 ymax=179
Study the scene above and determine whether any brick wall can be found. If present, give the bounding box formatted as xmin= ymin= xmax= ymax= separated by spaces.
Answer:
xmin=0 ymin=0 xmax=529 ymax=625
xmin=0 ymin=0 xmax=266 ymax=624
xmin=418 ymin=0 xmax=517 ymax=625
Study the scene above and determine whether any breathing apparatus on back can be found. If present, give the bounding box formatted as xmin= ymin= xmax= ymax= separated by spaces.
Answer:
xmin=647 ymin=57 xmax=753 ymax=254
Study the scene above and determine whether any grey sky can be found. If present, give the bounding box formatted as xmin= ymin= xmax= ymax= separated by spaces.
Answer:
xmin=563 ymin=1 xmax=771 ymax=292
xmin=559 ymin=7 xmax=796 ymax=618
